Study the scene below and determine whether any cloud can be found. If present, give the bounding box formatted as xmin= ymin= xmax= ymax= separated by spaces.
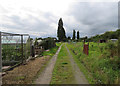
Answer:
xmin=0 ymin=0 xmax=118 ymax=38
xmin=65 ymin=2 xmax=118 ymax=37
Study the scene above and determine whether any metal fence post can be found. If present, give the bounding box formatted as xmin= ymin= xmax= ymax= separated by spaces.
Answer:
xmin=21 ymin=35 xmax=23 ymax=63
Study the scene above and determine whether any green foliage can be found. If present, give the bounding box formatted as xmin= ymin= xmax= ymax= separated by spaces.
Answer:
xmin=87 ymin=29 xmax=120 ymax=42
xmin=57 ymin=18 xmax=66 ymax=41
xmin=40 ymin=37 xmax=56 ymax=50
xmin=107 ymin=42 xmax=117 ymax=57
xmin=2 ymin=45 xmax=22 ymax=61
xmin=34 ymin=38 xmax=38 ymax=46
xmin=42 ymin=43 xmax=60 ymax=57
xmin=80 ymin=36 xmax=88 ymax=41
xmin=66 ymin=42 xmax=120 ymax=84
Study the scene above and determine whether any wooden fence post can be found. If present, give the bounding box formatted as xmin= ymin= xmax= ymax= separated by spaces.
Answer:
xmin=83 ymin=42 xmax=89 ymax=55
xmin=21 ymin=35 xmax=23 ymax=63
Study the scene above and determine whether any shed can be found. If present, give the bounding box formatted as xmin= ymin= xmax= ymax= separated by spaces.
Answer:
xmin=99 ymin=39 xmax=106 ymax=43
xmin=110 ymin=39 xmax=118 ymax=43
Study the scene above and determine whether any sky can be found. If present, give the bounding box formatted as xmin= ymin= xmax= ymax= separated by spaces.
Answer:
xmin=0 ymin=0 xmax=119 ymax=38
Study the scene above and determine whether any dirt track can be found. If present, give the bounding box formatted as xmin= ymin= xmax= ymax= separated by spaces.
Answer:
xmin=2 ymin=56 xmax=51 ymax=84
xmin=35 ymin=45 xmax=62 ymax=84
xmin=65 ymin=44 xmax=88 ymax=84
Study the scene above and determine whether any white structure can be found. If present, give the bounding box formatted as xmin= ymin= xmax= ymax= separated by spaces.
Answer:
xmin=110 ymin=39 xmax=118 ymax=43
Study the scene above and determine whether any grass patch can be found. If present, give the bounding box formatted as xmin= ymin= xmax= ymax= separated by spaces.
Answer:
xmin=50 ymin=44 xmax=75 ymax=84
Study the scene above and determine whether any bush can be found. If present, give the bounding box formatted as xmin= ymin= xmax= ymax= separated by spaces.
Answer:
xmin=107 ymin=42 xmax=117 ymax=57
xmin=40 ymin=38 xmax=56 ymax=50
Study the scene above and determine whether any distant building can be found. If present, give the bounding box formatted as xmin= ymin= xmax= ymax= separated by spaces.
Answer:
xmin=34 ymin=39 xmax=44 ymax=55
xmin=99 ymin=39 xmax=106 ymax=43
xmin=110 ymin=39 xmax=118 ymax=43
xmin=34 ymin=46 xmax=44 ymax=55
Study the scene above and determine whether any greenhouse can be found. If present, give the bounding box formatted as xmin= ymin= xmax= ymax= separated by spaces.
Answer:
xmin=0 ymin=31 xmax=31 ymax=72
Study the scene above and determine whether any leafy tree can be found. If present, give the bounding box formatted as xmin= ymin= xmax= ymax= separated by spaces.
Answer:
xmin=72 ymin=30 xmax=76 ymax=40
xmin=77 ymin=31 xmax=79 ymax=40
xmin=57 ymin=18 xmax=66 ymax=41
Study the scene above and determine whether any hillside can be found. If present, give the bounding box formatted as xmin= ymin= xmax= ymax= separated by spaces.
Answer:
xmin=87 ymin=29 xmax=120 ymax=42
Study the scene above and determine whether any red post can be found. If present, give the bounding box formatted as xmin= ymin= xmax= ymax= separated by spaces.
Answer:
xmin=83 ymin=43 xmax=89 ymax=55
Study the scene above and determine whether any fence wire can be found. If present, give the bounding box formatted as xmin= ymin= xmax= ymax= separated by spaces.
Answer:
xmin=0 ymin=32 xmax=31 ymax=68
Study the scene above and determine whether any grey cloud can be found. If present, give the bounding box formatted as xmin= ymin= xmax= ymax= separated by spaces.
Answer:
xmin=66 ymin=2 xmax=118 ymax=37
xmin=2 ymin=12 xmax=58 ymax=38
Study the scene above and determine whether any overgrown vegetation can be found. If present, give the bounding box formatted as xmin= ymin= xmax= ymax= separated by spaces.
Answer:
xmin=67 ymin=42 xmax=120 ymax=84
xmin=41 ymin=42 xmax=61 ymax=57
xmin=50 ymin=44 xmax=75 ymax=84
xmin=2 ymin=43 xmax=30 ymax=66
xmin=35 ymin=37 xmax=56 ymax=50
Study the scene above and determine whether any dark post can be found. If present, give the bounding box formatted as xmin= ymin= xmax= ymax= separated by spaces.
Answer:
xmin=31 ymin=45 xmax=35 ymax=57
xmin=21 ymin=35 xmax=23 ymax=63
xmin=118 ymin=37 xmax=120 ymax=58
xmin=0 ymin=32 xmax=2 ymax=85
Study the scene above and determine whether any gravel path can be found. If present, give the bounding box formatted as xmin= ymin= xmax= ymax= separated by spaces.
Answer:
xmin=35 ymin=45 xmax=62 ymax=84
xmin=65 ymin=44 xmax=89 ymax=84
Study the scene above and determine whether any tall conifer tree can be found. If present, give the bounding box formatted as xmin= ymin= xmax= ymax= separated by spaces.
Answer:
xmin=57 ymin=18 xmax=66 ymax=41
xmin=77 ymin=31 xmax=79 ymax=40
xmin=72 ymin=30 xmax=76 ymax=40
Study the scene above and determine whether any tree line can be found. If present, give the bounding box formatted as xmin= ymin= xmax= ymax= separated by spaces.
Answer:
xmin=57 ymin=18 xmax=80 ymax=42
xmin=57 ymin=18 xmax=120 ymax=42
xmin=87 ymin=29 xmax=120 ymax=42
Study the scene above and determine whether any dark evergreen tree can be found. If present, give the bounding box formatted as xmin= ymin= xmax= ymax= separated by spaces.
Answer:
xmin=57 ymin=18 xmax=66 ymax=41
xmin=68 ymin=36 xmax=71 ymax=40
xmin=77 ymin=31 xmax=79 ymax=40
xmin=72 ymin=30 xmax=76 ymax=40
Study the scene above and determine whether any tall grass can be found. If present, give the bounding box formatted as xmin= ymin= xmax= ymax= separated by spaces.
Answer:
xmin=67 ymin=42 xmax=120 ymax=84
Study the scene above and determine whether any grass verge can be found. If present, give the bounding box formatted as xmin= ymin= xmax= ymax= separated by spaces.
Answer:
xmin=66 ymin=43 xmax=94 ymax=84
xmin=66 ymin=42 xmax=120 ymax=84
xmin=50 ymin=44 xmax=75 ymax=84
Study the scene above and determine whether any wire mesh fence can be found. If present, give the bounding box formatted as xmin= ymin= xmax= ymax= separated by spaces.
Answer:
xmin=0 ymin=32 xmax=33 ymax=84
xmin=0 ymin=32 xmax=31 ymax=71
